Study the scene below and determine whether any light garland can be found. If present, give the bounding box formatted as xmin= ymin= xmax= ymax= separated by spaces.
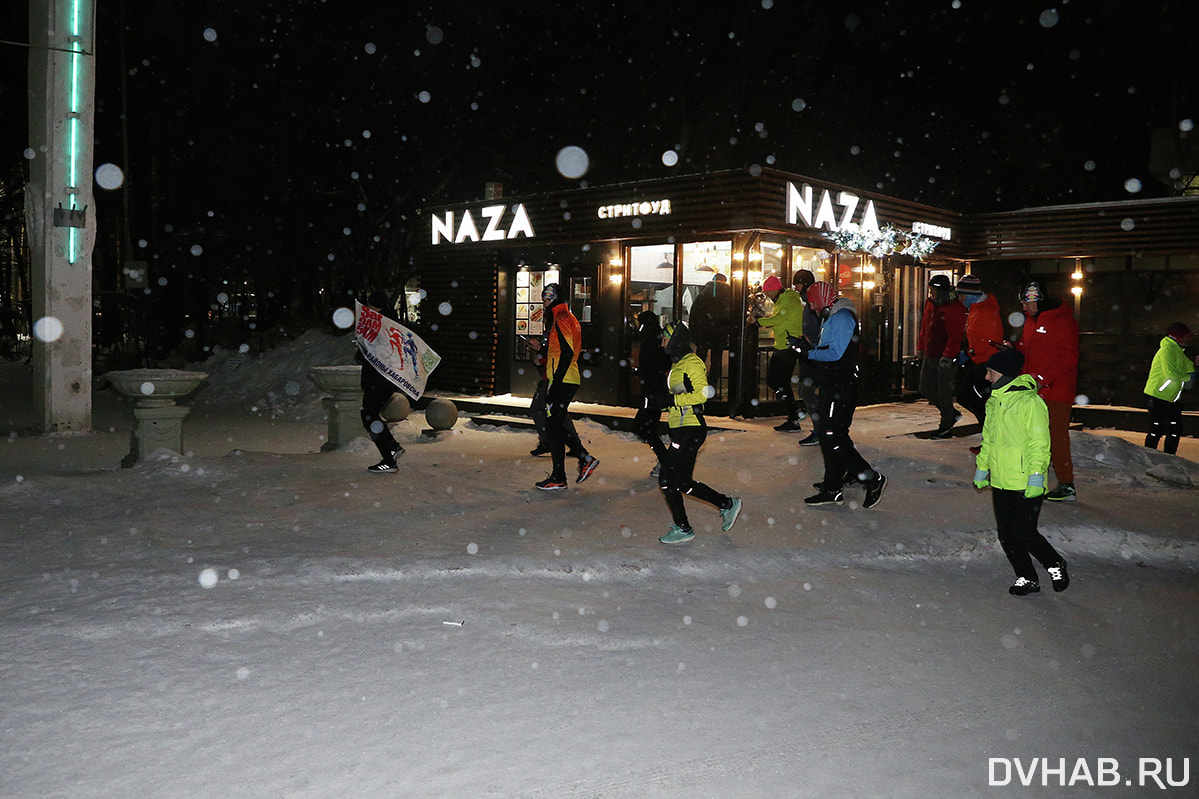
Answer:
xmin=823 ymin=224 xmax=940 ymax=261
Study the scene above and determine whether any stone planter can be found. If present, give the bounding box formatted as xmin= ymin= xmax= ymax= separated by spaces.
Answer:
xmin=105 ymin=369 xmax=208 ymax=467
xmin=309 ymin=365 xmax=364 ymax=452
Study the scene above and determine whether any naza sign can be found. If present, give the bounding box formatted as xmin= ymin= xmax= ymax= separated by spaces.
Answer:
xmin=786 ymin=182 xmax=880 ymax=234
xmin=430 ymin=203 xmax=536 ymax=245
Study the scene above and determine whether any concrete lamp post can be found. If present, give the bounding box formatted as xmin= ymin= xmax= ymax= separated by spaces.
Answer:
xmin=105 ymin=369 xmax=208 ymax=468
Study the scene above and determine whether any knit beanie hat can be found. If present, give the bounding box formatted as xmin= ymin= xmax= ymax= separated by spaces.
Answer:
xmin=761 ymin=275 xmax=783 ymax=293
xmin=1166 ymin=322 xmax=1191 ymax=343
xmin=985 ymin=348 xmax=1024 ymax=378
xmin=956 ymin=274 xmax=983 ymax=295
xmin=1020 ymin=281 xmax=1044 ymax=303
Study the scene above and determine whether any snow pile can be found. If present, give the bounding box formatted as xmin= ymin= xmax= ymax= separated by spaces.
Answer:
xmin=1071 ymin=429 xmax=1198 ymax=486
xmin=187 ymin=328 xmax=354 ymax=421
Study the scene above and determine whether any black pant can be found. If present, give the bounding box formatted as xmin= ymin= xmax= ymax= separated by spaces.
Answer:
xmin=1145 ymin=395 xmax=1183 ymax=454
xmin=992 ymin=488 xmax=1061 ymax=582
xmin=816 ymin=377 xmax=876 ymax=488
xmin=934 ymin=359 xmax=959 ymax=429
xmin=767 ymin=348 xmax=800 ymax=421
xmin=956 ymin=359 xmax=988 ymax=426
xmin=361 ymin=380 xmax=400 ymax=459
xmin=798 ymin=361 xmax=818 ymax=423
xmin=658 ymin=426 xmax=730 ymax=528
xmin=546 ymin=381 xmax=588 ymax=479
xmin=532 ymin=378 xmax=582 ymax=456
xmin=634 ymin=397 xmax=669 ymax=463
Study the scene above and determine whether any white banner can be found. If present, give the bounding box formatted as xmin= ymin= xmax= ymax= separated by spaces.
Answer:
xmin=354 ymin=301 xmax=441 ymax=400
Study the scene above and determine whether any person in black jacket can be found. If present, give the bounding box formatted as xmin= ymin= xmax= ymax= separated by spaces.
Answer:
xmin=356 ymin=290 xmax=404 ymax=473
xmin=632 ymin=311 xmax=671 ymax=475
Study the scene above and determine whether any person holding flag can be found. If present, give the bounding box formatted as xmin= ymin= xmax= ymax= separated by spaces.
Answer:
xmin=354 ymin=289 xmax=442 ymax=473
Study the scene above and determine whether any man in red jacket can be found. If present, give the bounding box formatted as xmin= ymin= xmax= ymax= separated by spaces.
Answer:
xmin=923 ymin=276 xmax=968 ymax=438
xmin=1016 ymin=281 xmax=1080 ymax=501
xmin=956 ymin=274 xmax=1005 ymax=428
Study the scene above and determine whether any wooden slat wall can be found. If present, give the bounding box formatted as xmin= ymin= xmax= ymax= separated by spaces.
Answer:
xmin=963 ymin=197 xmax=1199 ymax=259
xmin=416 ymin=249 xmax=498 ymax=395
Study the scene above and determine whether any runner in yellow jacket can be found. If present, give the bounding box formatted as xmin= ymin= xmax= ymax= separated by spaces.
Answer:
xmin=656 ymin=322 xmax=743 ymax=544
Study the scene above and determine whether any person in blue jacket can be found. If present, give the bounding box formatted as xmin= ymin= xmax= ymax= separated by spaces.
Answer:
xmin=795 ymin=282 xmax=887 ymax=509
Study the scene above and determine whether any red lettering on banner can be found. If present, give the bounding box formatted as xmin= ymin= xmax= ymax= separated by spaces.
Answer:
xmin=356 ymin=308 xmax=382 ymax=343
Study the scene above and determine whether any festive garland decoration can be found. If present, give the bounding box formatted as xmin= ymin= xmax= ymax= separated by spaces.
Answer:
xmin=822 ymin=224 xmax=940 ymax=261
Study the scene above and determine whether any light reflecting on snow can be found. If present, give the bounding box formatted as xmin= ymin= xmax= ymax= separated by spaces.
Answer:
xmin=1008 ymin=311 xmax=1026 ymax=327
xmin=1038 ymin=9 xmax=1059 ymax=28
xmin=661 ymin=150 xmax=678 ymax=167
xmin=467 ymin=543 xmax=479 ymax=555
xmin=438 ymin=301 xmax=453 ymax=316
xmin=139 ymin=382 xmax=155 ymax=395
xmin=198 ymin=568 xmax=218 ymax=588
xmin=202 ymin=28 xmax=217 ymax=42
xmin=1124 ymin=178 xmax=1143 ymax=193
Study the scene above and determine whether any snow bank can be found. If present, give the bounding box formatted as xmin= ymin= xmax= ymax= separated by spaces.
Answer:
xmin=187 ymin=328 xmax=354 ymax=421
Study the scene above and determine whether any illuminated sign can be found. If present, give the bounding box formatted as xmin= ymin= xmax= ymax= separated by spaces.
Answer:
xmin=912 ymin=221 xmax=952 ymax=240
xmin=786 ymin=182 xmax=953 ymax=243
xmin=430 ymin=203 xmax=535 ymax=245
xmin=597 ymin=200 xmax=672 ymax=219
xmin=787 ymin=182 xmax=880 ymax=234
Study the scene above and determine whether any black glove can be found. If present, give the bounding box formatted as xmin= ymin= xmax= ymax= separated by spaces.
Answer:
xmin=787 ymin=335 xmax=812 ymax=353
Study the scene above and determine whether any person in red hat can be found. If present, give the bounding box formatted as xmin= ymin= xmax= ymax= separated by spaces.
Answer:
xmin=796 ymin=281 xmax=887 ymax=510
xmin=1016 ymin=280 xmax=1080 ymax=502
xmin=1143 ymin=322 xmax=1196 ymax=455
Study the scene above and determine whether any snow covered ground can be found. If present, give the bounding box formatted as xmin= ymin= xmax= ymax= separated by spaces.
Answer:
xmin=2 ymin=332 xmax=1198 ymax=798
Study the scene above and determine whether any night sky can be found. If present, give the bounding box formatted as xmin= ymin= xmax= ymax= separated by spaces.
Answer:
xmin=1 ymin=0 xmax=1196 ymax=328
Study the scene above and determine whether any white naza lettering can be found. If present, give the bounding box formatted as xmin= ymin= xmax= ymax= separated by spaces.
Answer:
xmin=430 ymin=203 xmax=537 ymax=245
xmin=507 ymin=204 xmax=535 ymax=239
xmin=785 ymin=182 xmax=879 ymax=234
xmin=481 ymin=205 xmax=506 ymax=241
xmin=454 ymin=210 xmax=480 ymax=244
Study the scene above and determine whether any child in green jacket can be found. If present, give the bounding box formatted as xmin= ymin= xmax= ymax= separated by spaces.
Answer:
xmin=973 ymin=349 xmax=1070 ymax=596
xmin=1144 ymin=322 xmax=1195 ymax=455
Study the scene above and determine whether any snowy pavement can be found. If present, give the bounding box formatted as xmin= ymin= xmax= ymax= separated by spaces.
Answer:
xmin=2 ymin=349 xmax=1198 ymax=797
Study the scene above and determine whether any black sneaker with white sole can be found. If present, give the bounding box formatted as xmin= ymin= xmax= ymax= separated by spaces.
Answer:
xmin=1047 ymin=560 xmax=1070 ymax=592
xmin=862 ymin=472 xmax=887 ymax=509
xmin=367 ymin=460 xmax=399 ymax=473
xmin=804 ymin=489 xmax=844 ymax=507
xmin=1009 ymin=577 xmax=1041 ymax=596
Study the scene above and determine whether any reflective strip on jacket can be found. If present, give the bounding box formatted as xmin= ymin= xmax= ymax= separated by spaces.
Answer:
xmin=1144 ymin=335 xmax=1195 ymax=403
